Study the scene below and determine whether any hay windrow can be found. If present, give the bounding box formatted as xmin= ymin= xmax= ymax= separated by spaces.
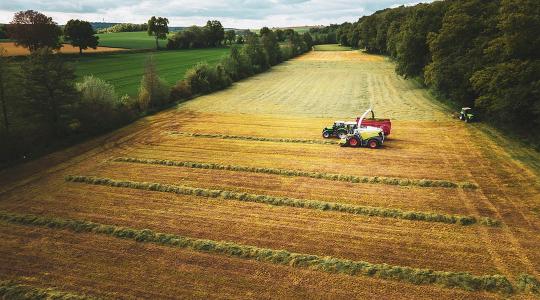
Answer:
xmin=0 ymin=280 xmax=97 ymax=299
xmin=170 ymin=131 xmax=338 ymax=145
xmin=113 ymin=157 xmax=478 ymax=189
xmin=0 ymin=211 xmax=514 ymax=294
xmin=517 ymin=274 xmax=540 ymax=295
xmin=65 ymin=175 xmax=499 ymax=226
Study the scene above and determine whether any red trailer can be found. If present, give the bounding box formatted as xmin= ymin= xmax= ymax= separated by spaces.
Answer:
xmin=356 ymin=111 xmax=392 ymax=136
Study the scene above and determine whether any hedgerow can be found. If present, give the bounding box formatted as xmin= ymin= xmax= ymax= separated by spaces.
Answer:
xmin=0 ymin=211 xmax=514 ymax=294
xmin=65 ymin=175 xmax=498 ymax=226
xmin=171 ymin=131 xmax=338 ymax=145
xmin=0 ymin=280 xmax=96 ymax=299
xmin=113 ymin=156 xmax=478 ymax=190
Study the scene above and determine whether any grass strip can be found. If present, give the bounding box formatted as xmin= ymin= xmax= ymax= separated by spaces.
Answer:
xmin=65 ymin=175 xmax=499 ymax=226
xmin=517 ymin=274 xmax=540 ymax=295
xmin=170 ymin=131 xmax=338 ymax=145
xmin=0 ymin=210 xmax=514 ymax=294
xmin=114 ymin=156 xmax=478 ymax=189
xmin=0 ymin=280 xmax=97 ymax=299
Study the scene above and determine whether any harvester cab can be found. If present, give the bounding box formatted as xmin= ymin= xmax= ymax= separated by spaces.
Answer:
xmin=340 ymin=108 xmax=385 ymax=149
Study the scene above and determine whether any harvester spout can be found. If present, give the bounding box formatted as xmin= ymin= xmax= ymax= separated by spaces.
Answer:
xmin=357 ymin=108 xmax=373 ymax=129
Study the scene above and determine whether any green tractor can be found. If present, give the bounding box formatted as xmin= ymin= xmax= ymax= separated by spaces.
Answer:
xmin=322 ymin=121 xmax=357 ymax=139
xmin=459 ymin=107 xmax=476 ymax=123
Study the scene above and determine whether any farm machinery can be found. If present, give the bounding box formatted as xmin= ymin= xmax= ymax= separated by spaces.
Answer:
xmin=339 ymin=108 xmax=385 ymax=148
xmin=322 ymin=110 xmax=391 ymax=139
xmin=459 ymin=107 xmax=477 ymax=123
xmin=322 ymin=121 xmax=357 ymax=139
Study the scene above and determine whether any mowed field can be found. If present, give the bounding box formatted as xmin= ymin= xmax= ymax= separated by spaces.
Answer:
xmin=74 ymin=48 xmax=230 ymax=96
xmin=0 ymin=50 xmax=539 ymax=299
xmin=0 ymin=41 xmax=126 ymax=56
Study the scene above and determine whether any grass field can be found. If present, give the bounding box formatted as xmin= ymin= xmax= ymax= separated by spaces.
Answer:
xmin=96 ymin=31 xmax=170 ymax=49
xmin=73 ymin=48 xmax=230 ymax=96
xmin=0 ymin=50 xmax=539 ymax=298
xmin=313 ymin=44 xmax=353 ymax=51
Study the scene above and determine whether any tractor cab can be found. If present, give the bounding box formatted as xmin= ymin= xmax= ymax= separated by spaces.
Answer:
xmin=459 ymin=107 xmax=476 ymax=122
xmin=344 ymin=121 xmax=357 ymax=134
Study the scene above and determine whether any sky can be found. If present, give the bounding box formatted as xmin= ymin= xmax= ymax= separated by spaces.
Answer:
xmin=0 ymin=0 xmax=427 ymax=28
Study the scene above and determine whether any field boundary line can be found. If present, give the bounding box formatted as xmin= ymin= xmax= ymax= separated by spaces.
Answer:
xmin=0 ymin=210 xmax=517 ymax=294
xmin=113 ymin=157 xmax=478 ymax=189
xmin=65 ymin=175 xmax=499 ymax=226
xmin=168 ymin=131 xmax=339 ymax=145
xmin=0 ymin=280 xmax=98 ymax=299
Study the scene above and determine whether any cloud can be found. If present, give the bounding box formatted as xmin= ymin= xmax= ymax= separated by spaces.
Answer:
xmin=0 ymin=0 xmax=432 ymax=28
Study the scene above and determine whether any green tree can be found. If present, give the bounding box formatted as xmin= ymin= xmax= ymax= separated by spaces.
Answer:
xmin=63 ymin=19 xmax=99 ymax=55
xmin=205 ymin=20 xmax=225 ymax=47
xmin=147 ymin=16 xmax=169 ymax=49
xmin=0 ymin=47 xmax=10 ymax=133
xmin=242 ymin=34 xmax=269 ymax=72
xmin=261 ymin=29 xmax=281 ymax=65
xmin=138 ymin=55 xmax=169 ymax=109
xmin=425 ymin=0 xmax=500 ymax=105
xmin=470 ymin=0 xmax=540 ymax=135
xmin=75 ymin=75 xmax=121 ymax=133
xmin=7 ymin=10 xmax=61 ymax=52
xmin=0 ymin=25 xmax=7 ymax=39
xmin=225 ymin=30 xmax=236 ymax=45
xmin=21 ymin=48 xmax=78 ymax=136
xmin=275 ymin=29 xmax=285 ymax=42
xmin=395 ymin=2 xmax=449 ymax=78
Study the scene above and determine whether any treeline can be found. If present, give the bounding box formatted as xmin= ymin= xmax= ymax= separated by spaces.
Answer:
xmin=322 ymin=0 xmax=540 ymax=143
xmin=167 ymin=20 xmax=226 ymax=49
xmin=0 ymin=23 xmax=313 ymax=166
xmin=309 ymin=25 xmax=339 ymax=45
xmin=96 ymin=23 xmax=148 ymax=33
xmin=0 ymin=25 xmax=7 ymax=39
xmin=171 ymin=28 xmax=312 ymax=98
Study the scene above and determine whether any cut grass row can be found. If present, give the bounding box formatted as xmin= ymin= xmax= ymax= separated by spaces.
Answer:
xmin=113 ymin=157 xmax=478 ymax=189
xmin=64 ymin=175 xmax=498 ymax=226
xmin=0 ymin=210 xmax=515 ymax=294
xmin=170 ymin=131 xmax=338 ymax=145
xmin=0 ymin=280 xmax=95 ymax=299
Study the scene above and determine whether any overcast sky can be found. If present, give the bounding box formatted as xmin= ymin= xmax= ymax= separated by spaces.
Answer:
xmin=0 ymin=0 xmax=426 ymax=28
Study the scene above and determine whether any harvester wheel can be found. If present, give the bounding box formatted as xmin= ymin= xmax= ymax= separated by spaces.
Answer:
xmin=348 ymin=137 xmax=359 ymax=147
xmin=368 ymin=139 xmax=379 ymax=149
xmin=322 ymin=131 xmax=331 ymax=138
xmin=338 ymin=132 xmax=347 ymax=139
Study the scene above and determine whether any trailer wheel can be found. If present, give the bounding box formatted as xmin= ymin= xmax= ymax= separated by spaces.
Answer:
xmin=349 ymin=137 xmax=359 ymax=147
xmin=368 ymin=139 xmax=379 ymax=149
xmin=322 ymin=131 xmax=331 ymax=138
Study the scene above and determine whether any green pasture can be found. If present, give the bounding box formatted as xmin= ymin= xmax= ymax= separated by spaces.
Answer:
xmin=97 ymin=31 xmax=172 ymax=49
xmin=73 ymin=48 xmax=230 ymax=96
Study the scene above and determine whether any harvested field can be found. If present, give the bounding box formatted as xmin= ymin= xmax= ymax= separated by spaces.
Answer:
xmin=0 ymin=50 xmax=539 ymax=298
xmin=0 ymin=42 xmax=126 ymax=56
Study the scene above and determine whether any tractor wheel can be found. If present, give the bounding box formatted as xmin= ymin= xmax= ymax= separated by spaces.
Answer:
xmin=465 ymin=117 xmax=469 ymax=123
xmin=322 ymin=131 xmax=331 ymax=138
xmin=348 ymin=137 xmax=359 ymax=147
xmin=459 ymin=114 xmax=464 ymax=121
xmin=338 ymin=131 xmax=347 ymax=139
xmin=368 ymin=139 xmax=379 ymax=149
